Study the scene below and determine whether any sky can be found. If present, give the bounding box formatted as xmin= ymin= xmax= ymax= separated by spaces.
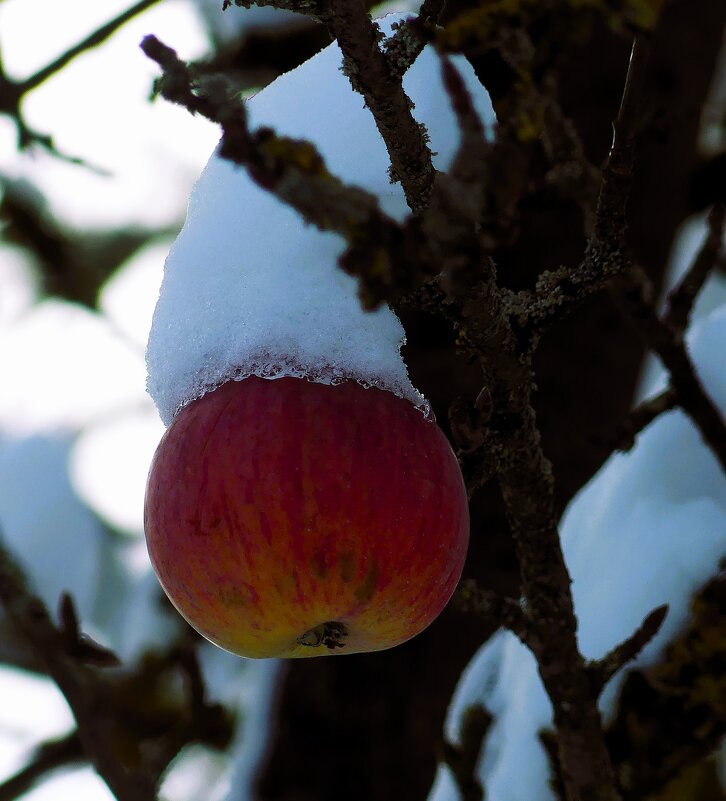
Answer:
xmin=0 ymin=2 xmax=252 ymax=799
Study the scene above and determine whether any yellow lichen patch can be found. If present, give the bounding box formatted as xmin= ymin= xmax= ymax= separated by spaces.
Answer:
xmin=258 ymin=132 xmax=329 ymax=178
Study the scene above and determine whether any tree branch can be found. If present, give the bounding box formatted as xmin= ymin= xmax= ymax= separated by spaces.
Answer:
xmin=431 ymin=59 xmax=621 ymax=801
xmin=322 ymin=0 xmax=436 ymax=213
xmin=20 ymin=0 xmax=163 ymax=95
xmin=522 ymin=35 xmax=653 ymax=334
xmin=0 ymin=530 xmax=234 ymax=801
xmin=664 ymin=203 xmax=726 ymax=332
xmin=587 ymin=604 xmax=669 ymax=695
xmin=0 ymin=537 xmax=158 ymax=801
xmin=596 ymin=387 xmax=678 ymax=453
xmin=383 ymin=0 xmax=445 ymax=79
xmin=0 ymin=0 xmax=162 ymax=161
xmin=614 ymin=265 xmax=726 ymax=473
xmin=0 ymin=733 xmax=85 ymax=801
xmin=453 ymin=579 xmax=530 ymax=643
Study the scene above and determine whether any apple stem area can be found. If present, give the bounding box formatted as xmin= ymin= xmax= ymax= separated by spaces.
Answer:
xmin=297 ymin=621 xmax=350 ymax=650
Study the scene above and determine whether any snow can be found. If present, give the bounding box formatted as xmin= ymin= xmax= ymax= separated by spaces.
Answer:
xmin=146 ymin=12 xmax=496 ymax=425
xmin=430 ymin=304 xmax=726 ymax=801
xmin=0 ymin=246 xmax=38 ymax=329
xmin=0 ymin=665 xmax=79 ymax=793
xmin=70 ymin=408 xmax=165 ymax=535
xmin=156 ymin=650 xmax=283 ymax=801
xmin=0 ymin=435 xmax=103 ymax=623
xmin=0 ymin=0 xmax=219 ymax=230
xmin=0 ymin=3 xmax=285 ymax=799
xmin=99 ymin=240 xmax=168 ymax=351
xmin=637 ymin=212 xmax=726 ymax=399
xmin=195 ymin=0 xmax=304 ymax=48
xmin=0 ymin=300 xmax=147 ymax=435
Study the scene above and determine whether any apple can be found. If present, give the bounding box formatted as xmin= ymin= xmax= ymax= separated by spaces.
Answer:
xmin=144 ymin=376 xmax=469 ymax=658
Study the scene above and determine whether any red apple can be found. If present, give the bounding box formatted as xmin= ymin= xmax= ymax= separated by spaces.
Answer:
xmin=144 ymin=376 xmax=469 ymax=658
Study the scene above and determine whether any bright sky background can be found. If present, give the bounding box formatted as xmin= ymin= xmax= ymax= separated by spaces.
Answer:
xmin=0 ymin=2 xmax=228 ymax=798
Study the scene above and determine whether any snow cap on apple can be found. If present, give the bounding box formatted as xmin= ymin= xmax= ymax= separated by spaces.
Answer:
xmin=144 ymin=13 xmax=495 ymax=658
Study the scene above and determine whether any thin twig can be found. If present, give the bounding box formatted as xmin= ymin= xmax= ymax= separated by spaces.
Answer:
xmin=615 ymin=266 xmax=726 ymax=473
xmin=20 ymin=0 xmax=163 ymax=95
xmin=664 ymin=203 xmax=726 ymax=332
xmin=453 ymin=579 xmax=530 ymax=644
xmin=523 ymin=35 xmax=653 ymax=334
xmin=596 ymin=387 xmax=678 ymax=453
xmin=0 ymin=537 xmax=158 ymax=801
xmin=0 ymin=733 xmax=85 ymax=801
xmin=587 ymin=605 xmax=668 ymax=694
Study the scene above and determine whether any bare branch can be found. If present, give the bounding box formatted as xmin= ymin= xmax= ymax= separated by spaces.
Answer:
xmin=0 ymin=732 xmax=85 ymax=801
xmin=587 ymin=604 xmax=668 ymax=695
xmin=664 ymin=203 xmax=726 ymax=332
xmin=0 ymin=536 xmax=158 ymax=801
xmin=20 ymin=0 xmax=163 ymax=95
xmin=322 ymin=0 xmax=436 ymax=213
xmin=383 ymin=0 xmax=445 ymax=79
xmin=596 ymin=387 xmax=678 ymax=453
xmin=523 ymin=35 xmax=653 ymax=334
xmin=440 ymin=704 xmax=490 ymax=801
xmin=615 ymin=266 xmax=726 ymax=473
xmin=426 ymin=56 xmax=620 ymax=801
xmin=0 ymin=1 xmax=161 ymax=161
xmin=454 ymin=579 xmax=530 ymax=644
xmin=595 ymin=35 xmax=652 ymax=246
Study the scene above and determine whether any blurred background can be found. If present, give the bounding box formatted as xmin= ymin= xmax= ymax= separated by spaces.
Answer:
xmin=0 ymin=1 xmax=724 ymax=800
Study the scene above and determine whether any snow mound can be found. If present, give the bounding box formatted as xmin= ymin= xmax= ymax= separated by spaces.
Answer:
xmin=430 ymin=304 xmax=726 ymax=801
xmin=146 ymin=12 xmax=495 ymax=425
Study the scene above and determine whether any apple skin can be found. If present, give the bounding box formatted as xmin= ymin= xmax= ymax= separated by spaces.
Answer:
xmin=144 ymin=376 xmax=469 ymax=658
